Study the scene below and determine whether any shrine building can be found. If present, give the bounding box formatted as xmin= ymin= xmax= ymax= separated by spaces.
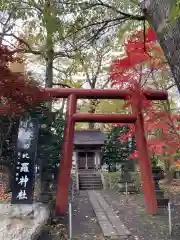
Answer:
xmin=72 ymin=129 xmax=105 ymax=171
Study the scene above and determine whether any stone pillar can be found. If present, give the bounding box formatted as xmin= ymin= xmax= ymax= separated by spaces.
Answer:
xmin=95 ymin=151 xmax=100 ymax=169
xmin=151 ymin=164 xmax=165 ymax=199
xmin=72 ymin=150 xmax=78 ymax=170
xmin=119 ymin=164 xmax=137 ymax=193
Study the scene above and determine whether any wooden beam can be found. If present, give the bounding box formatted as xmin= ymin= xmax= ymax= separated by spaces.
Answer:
xmin=73 ymin=113 xmax=137 ymax=123
xmin=45 ymin=87 xmax=168 ymax=100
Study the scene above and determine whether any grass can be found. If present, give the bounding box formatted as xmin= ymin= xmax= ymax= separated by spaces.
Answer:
xmin=102 ymin=172 xmax=120 ymax=189
xmin=102 ymin=171 xmax=142 ymax=191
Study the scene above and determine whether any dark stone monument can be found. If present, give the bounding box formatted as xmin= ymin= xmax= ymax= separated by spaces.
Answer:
xmin=151 ymin=161 xmax=164 ymax=198
xmin=11 ymin=118 xmax=39 ymax=204
xmin=118 ymin=164 xmax=137 ymax=193
xmin=151 ymin=160 xmax=169 ymax=207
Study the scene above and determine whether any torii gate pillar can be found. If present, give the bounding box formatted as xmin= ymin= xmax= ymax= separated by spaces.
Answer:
xmin=56 ymin=94 xmax=77 ymax=214
xmin=132 ymin=83 xmax=157 ymax=214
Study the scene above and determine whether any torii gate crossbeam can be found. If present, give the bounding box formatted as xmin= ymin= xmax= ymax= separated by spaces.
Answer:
xmin=45 ymin=86 xmax=168 ymax=216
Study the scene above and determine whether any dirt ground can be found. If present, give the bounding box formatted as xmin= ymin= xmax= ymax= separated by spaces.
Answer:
xmin=38 ymin=191 xmax=102 ymax=240
xmin=101 ymin=189 xmax=180 ymax=240
xmin=32 ymin=181 xmax=180 ymax=239
xmin=71 ymin=191 xmax=103 ymax=240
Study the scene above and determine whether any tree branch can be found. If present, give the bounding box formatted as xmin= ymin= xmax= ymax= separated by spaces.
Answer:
xmin=52 ymin=82 xmax=71 ymax=88
xmin=166 ymin=83 xmax=176 ymax=90
xmin=102 ymin=78 xmax=111 ymax=89
xmin=86 ymin=0 xmax=145 ymax=20
xmin=0 ymin=33 xmax=70 ymax=57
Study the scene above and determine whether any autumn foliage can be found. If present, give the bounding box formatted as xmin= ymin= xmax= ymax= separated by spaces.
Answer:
xmin=0 ymin=45 xmax=50 ymax=115
xmin=110 ymin=27 xmax=165 ymax=89
xmin=110 ymin=27 xmax=180 ymax=160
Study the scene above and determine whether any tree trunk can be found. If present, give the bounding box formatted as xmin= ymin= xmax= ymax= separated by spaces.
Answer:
xmin=44 ymin=1 xmax=54 ymax=111
xmin=45 ymin=50 xmax=53 ymax=111
xmin=88 ymin=99 xmax=99 ymax=129
xmin=141 ymin=0 xmax=180 ymax=93
xmin=60 ymin=98 xmax=66 ymax=114
xmin=45 ymin=50 xmax=53 ymax=88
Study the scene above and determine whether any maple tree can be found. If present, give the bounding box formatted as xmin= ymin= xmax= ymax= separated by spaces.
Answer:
xmin=110 ymin=27 xmax=180 ymax=164
xmin=0 ymin=44 xmax=50 ymax=116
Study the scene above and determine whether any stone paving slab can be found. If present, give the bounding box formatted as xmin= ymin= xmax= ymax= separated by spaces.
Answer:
xmin=99 ymin=220 xmax=118 ymax=237
xmin=95 ymin=191 xmax=131 ymax=236
xmin=109 ymin=217 xmax=131 ymax=236
xmin=88 ymin=190 xmax=132 ymax=239
xmin=96 ymin=213 xmax=109 ymax=221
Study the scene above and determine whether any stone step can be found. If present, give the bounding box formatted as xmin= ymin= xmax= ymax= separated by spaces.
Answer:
xmin=79 ymin=180 xmax=102 ymax=184
xmin=79 ymin=180 xmax=102 ymax=183
xmin=79 ymin=173 xmax=99 ymax=175
xmin=79 ymin=177 xmax=101 ymax=180
xmin=80 ymin=183 xmax=101 ymax=187
xmin=79 ymin=176 xmax=101 ymax=179
xmin=79 ymin=175 xmax=101 ymax=179
xmin=78 ymin=171 xmax=102 ymax=190
xmin=78 ymin=171 xmax=100 ymax=174
xmin=80 ymin=184 xmax=102 ymax=188
xmin=78 ymin=169 xmax=98 ymax=172
xmin=79 ymin=179 xmax=102 ymax=183
xmin=78 ymin=173 xmax=99 ymax=175
xmin=80 ymin=186 xmax=102 ymax=190
xmin=79 ymin=180 xmax=101 ymax=184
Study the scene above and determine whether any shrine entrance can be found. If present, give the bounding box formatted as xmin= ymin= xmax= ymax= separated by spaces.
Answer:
xmin=78 ymin=152 xmax=94 ymax=170
xmin=45 ymin=85 xmax=168 ymax=216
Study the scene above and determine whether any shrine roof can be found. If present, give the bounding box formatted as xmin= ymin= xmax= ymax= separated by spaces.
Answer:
xmin=74 ymin=129 xmax=105 ymax=145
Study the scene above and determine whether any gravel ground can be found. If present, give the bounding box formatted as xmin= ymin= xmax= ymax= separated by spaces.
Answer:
xmin=38 ymin=191 xmax=102 ymax=240
xmin=71 ymin=191 xmax=103 ymax=240
xmin=101 ymin=189 xmax=180 ymax=240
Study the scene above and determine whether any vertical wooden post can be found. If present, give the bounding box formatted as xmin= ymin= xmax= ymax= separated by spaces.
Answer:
xmin=56 ymin=94 xmax=77 ymax=214
xmin=132 ymin=83 xmax=157 ymax=215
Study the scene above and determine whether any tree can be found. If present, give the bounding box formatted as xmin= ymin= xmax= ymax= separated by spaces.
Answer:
xmin=110 ymin=27 xmax=180 ymax=169
xmin=2 ymin=1 xmax=179 ymax=111
xmin=0 ymin=42 xmax=52 ymax=192
xmin=73 ymin=39 xmax=129 ymax=129
xmin=0 ymin=1 xmax=143 ymax=117
xmin=74 ymin=43 xmax=114 ymax=128
xmin=102 ymin=125 xmax=135 ymax=171
xmin=0 ymin=1 xmax=142 ymax=88
xmin=0 ymin=1 xmax=77 ymax=110
xmin=79 ymin=0 xmax=180 ymax=95
xmin=0 ymin=43 xmax=50 ymax=161
xmin=141 ymin=0 xmax=180 ymax=94
xmin=73 ymin=0 xmax=180 ymax=95
xmin=0 ymin=44 xmax=50 ymax=115
xmin=0 ymin=3 xmax=17 ymax=45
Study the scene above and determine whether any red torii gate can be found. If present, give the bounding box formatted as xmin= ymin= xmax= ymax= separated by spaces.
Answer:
xmin=46 ymin=84 xmax=168 ymax=215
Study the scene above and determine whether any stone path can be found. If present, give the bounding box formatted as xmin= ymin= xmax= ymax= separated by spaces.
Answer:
xmin=88 ymin=190 xmax=132 ymax=239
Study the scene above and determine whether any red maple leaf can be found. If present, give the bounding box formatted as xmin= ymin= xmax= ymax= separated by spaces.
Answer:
xmin=109 ymin=27 xmax=179 ymax=160
xmin=0 ymin=44 xmax=51 ymax=116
